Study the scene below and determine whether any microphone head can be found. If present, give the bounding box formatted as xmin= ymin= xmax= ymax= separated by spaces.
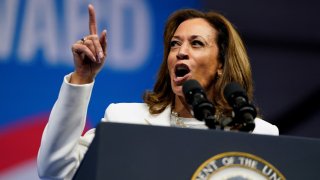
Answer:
xmin=182 ymin=79 xmax=205 ymax=104
xmin=223 ymin=82 xmax=247 ymax=105
xmin=182 ymin=79 xmax=215 ymax=124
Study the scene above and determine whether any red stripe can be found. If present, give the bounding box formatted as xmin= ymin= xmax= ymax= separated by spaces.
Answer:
xmin=0 ymin=113 xmax=92 ymax=172
xmin=0 ymin=113 xmax=48 ymax=172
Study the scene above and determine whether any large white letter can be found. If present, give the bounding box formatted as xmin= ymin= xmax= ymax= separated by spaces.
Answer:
xmin=18 ymin=0 xmax=59 ymax=64
xmin=109 ymin=0 xmax=151 ymax=70
xmin=0 ymin=0 xmax=18 ymax=60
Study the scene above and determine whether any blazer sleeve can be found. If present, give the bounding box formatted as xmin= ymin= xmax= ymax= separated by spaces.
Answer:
xmin=37 ymin=74 xmax=95 ymax=180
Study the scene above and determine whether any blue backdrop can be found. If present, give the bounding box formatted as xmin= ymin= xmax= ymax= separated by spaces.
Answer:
xmin=0 ymin=0 xmax=201 ymax=178
xmin=0 ymin=0 xmax=200 ymax=127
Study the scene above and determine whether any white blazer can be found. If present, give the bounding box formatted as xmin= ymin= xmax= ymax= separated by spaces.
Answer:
xmin=37 ymin=74 xmax=279 ymax=180
xmin=103 ymin=103 xmax=279 ymax=135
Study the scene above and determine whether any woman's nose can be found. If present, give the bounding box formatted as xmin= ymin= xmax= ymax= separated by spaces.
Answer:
xmin=176 ymin=52 xmax=189 ymax=60
xmin=176 ymin=44 xmax=189 ymax=60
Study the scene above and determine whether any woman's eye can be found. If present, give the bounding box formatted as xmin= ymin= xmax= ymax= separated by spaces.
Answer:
xmin=192 ymin=40 xmax=204 ymax=47
xmin=170 ymin=40 xmax=180 ymax=48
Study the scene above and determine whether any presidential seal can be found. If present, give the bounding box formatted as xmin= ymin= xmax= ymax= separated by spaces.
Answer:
xmin=192 ymin=152 xmax=285 ymax=180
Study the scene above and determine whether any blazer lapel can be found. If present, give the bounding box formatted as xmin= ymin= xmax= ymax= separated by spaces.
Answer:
xmin=144 ymin=105 xmax=172 ymax=126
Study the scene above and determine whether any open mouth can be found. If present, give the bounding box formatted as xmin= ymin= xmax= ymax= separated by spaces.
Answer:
xmin=175 ymin=64 xmax=190 ymax=77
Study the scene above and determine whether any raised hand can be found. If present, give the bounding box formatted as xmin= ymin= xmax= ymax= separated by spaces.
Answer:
xmin=70 ymin=4 xmax=107 ymax=84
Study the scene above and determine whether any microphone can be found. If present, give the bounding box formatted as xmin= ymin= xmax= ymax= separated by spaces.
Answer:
xmin=182 ymin=79 xmax=217 ymax=129
xmin=223 ymin=82 xmax=256 ymax=132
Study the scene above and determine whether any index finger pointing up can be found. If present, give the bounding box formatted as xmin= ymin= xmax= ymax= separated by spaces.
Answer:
xmin=88 ymin=4 xmax=97 ymax=34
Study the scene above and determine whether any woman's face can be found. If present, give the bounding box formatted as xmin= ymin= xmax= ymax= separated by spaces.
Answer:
xmin=168 ymin=18 xmax=222 ymax=99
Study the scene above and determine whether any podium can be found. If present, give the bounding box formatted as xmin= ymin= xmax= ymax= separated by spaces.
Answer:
xmin=74 ymin=122 xmax=320 ymax=179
